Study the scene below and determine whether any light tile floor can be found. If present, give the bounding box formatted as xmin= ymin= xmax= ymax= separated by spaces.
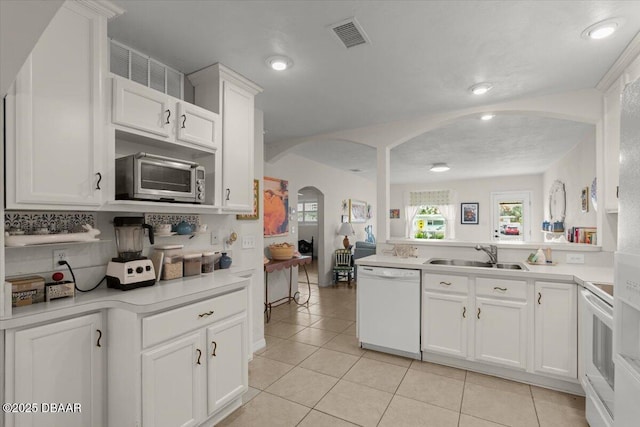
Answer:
xmin=219 ymin=263 xmax=587 ymax=427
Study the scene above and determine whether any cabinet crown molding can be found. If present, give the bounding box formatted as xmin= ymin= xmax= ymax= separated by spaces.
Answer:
xmin=75 ymin=0 xmax=124 ymax=19
xmin=188 ymin=63 xmax=263 ymax=95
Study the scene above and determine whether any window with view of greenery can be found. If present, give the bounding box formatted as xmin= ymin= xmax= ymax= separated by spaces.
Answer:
xmin=413 ymin=206 xmax=446 ymax=239
xmin=297 ymin=201 xmax=318 ymax=224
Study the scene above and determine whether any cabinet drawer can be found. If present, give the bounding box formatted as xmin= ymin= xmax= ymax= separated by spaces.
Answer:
xmin=424 ymin=273 xmax=468 ymax=293
xmin=143 ymin=289 xmax=247 ymax=348
xmin=476 ymin=277 xmax=527 ymax=300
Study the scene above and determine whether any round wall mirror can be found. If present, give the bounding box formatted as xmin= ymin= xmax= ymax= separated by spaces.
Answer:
xmin=549 ymin=180 xmax=566 ymax=222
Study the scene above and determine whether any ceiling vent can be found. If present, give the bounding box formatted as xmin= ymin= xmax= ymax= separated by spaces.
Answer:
xmin=329 ymin=17 xmax=370 ymax=48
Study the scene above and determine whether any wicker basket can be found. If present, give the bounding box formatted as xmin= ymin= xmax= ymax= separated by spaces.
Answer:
xmin=269 ymin=244 xmax=295 ymax=260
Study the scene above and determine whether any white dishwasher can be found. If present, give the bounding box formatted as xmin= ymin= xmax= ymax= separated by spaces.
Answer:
xmin=357 ymin=266 xmax=421 ymax=359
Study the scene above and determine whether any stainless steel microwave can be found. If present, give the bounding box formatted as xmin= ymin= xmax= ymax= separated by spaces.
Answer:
xmin=115 ymin=153 xmax=205 ymax=203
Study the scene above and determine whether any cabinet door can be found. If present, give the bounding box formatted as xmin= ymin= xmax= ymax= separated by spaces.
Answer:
xmin=176 ymin=101 xmax=221 ymax=150
xmin=603 ymin=78 xmax=623 ymax=213
xmin=534 ymin=282 xmax=577 ymax=378
xmin=422 ymin=291 xmax=468 ymax=358
xmin=221 ymin=80 xmax=255 ymax=211
xmin=112 ymin=77 xmax=172 ymax=139
xmin=6 ymin=2 xmax=105 ymax=208
xmin=12 ymin=313 xmax=104 ymax=427
xmin=206 ymin=313 xmax=248 ymax=415
xmin=142 ymin=333 xmax=204 ymax=427
xmin=475 ymin=297 xmax=528 ymax=369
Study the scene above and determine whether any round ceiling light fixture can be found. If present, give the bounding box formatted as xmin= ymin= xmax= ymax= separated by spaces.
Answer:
xmin=480 ymin=113 xmax=495 ymax=121
xmin=430 ymin=163 xmax=450 ymax=172
xmin=266 ymin=55 xmax=293 ymax=71
xmin=583 ymin=20 xmax=619 ymax=40
xmin=469 ymin=83 xmax=493 ymax=95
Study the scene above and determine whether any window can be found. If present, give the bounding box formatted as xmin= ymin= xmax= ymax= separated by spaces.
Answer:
xmin=412 ymin=206 xmax=446 ymax=239
xmin=297 ymin=201 xmax=318 ymax=224
xmin=491 ymin=192 xmax=531 ymax=242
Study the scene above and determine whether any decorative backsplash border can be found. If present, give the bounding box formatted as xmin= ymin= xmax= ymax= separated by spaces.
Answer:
xmin=4 ymin=212 xmax=97 ymax=234
xmin=144 ymin=214 xmax=200 ymax=227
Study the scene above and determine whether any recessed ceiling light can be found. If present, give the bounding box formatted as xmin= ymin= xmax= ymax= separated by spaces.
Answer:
xmin=583 ymin=20 xmax=619 ymax=40
xmin=430 ymin=163 xmax=450 ymax=172
xmin=481 ymin=114 xmax=495 ymax=121
xmin=266 ymin=55 xmax=293 ymax=71
xmin=469 ymin=83 xmax=493 ymax=95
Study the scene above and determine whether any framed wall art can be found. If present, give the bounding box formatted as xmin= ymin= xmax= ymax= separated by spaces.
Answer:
xmin=390 ymin=209 xmax=400 ymax=219
xmin=581 ymin=186 xmax=589 ymax=213
xmin=236 ymin=179 xmax=260 ymax=220
xmin=349 ymin=199 xmax=367 ymax=223
xmin=264 ymin=176 xmax=289 ymax=236
xmin=461 ymin=202 xmax=479 ymax=224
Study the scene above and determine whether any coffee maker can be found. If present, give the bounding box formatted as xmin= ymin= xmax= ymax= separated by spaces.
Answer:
xmin=106 ymin=217 xmax=156 ymax=290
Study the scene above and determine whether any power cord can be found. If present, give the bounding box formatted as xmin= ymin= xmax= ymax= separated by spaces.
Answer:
xmin=58 ymin=260 xmax=105 ymax=293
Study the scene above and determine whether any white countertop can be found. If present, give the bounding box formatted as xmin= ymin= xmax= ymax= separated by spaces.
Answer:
xmin=355 ymin=255 xmax=613 ymax=285
xmin=1 ymin=266 xmax=254 ymax=329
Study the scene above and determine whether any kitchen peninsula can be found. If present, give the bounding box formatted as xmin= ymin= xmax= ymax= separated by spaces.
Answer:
xmin=356 ymin=252 xmax=613 ymax=395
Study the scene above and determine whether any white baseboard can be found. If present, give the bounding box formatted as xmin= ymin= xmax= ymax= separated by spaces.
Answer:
xmin=252 ymin=338 xmax=266 ymax=355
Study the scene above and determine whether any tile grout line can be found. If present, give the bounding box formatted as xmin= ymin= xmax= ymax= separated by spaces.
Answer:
xmin=529 ymin=385 xmax=542 ymax=427
xmin=456 ymin=369 xmax=468 ymax=427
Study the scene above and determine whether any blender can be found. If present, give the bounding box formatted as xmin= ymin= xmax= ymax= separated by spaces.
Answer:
xmin=106 ymin=217 xmax=156 ymax=290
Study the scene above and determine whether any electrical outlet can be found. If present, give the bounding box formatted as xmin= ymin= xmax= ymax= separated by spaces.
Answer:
xmin=242 ymin=236 xmax=255 ymax=249
xmin=211 ymin=231 xmax=219 ymax=245
xmin=53 ymin=249 xmax=68 ymax=269
xmin=566 ymin=253 xmax=585 ymax=264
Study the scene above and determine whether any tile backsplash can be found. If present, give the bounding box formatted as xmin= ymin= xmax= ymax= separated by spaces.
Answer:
xmin=144 ymin=214 xmax=200 ymax=227
xmin=4 ymin=211 xmax=97 ymax=234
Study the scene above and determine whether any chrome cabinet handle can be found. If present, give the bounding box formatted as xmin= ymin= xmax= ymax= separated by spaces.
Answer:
xmin=538 ymin=292 xmax=542 ymax=305
xmin=198 ymin=310 xmax=214 ymax=318
xmin=165 ymin=109 xmax=171 ymax=124
xmin=477 ymin=308 xmax=481 ymax=319
xmin=196 ymin=349 xmax=202 ymax=365
xmin=181 ymin=114 xmax=186 ymax=128
xmin=494 ymin=287 xmax=507 ymax=292
xmin=462 ymin=307 xmax=466 ymax=318
xmin=96 ymin=329 xmax=102 ymax=347
xmin=440 ymin=281 xmax=451 ymax=286
xmin=95 ymin=172 xmax=102 ymax=190
xmin=211 ymin=341 xmax=217 ymax=357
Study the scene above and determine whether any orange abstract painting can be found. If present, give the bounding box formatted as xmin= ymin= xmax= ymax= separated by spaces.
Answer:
xmin=264 ymin=176 xmax=289 ymax=236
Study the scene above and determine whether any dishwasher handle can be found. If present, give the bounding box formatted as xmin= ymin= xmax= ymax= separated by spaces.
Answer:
xmin=359 ymin=267 xmax=420 ymax=280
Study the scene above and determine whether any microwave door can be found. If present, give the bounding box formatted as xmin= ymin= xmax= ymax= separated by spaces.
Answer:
xmin=135 ymin=158 xmax=196 ymax=201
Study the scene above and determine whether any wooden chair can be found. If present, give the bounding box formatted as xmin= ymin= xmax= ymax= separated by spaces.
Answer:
xmin=332 ymin=249 xmax=354 ymax=286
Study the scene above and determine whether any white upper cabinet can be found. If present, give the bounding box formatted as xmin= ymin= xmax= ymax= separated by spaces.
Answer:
xmin=188 ymin=63 xmax=263 ymax=212
xmin=112 ymin=77 xmax=172 ymax=138
xmin=4 ymin=1 xmax=121 ymax=210
xmin=176 ymin=101 xmax=221 ymax=149
xmin=112 ymin=76 xmax=221 ymax=151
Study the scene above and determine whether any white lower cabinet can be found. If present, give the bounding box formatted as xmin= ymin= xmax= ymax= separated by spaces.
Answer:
xmin=475 ymin=297 xmax=528 ymax=369
xmin=534 ymin=281 xmax=577 ymax=378
xmin=142 ymin=333 xmax=203 ymax=427
xmin=422 ymin=291 xmax=468 ymax=358
xmin=7 ymin=313 xmax=105 ymax=427
xmin=206 ymin=314 xmax=248 ymax=415
xmin=109 ymin=286 xmax=249 ymax=427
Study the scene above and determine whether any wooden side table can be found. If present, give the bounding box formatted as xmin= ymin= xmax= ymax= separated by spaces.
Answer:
xmin=264 ymin=255 xmax=312 ymax=322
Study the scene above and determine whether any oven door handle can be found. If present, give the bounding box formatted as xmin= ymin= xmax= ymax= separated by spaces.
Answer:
xmin=135 ymin=152 xmax=199 ymax=168
xmin=583 ymin=290 xmax=613 ymax=323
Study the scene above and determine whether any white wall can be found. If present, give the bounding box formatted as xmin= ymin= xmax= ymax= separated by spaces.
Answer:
xmin=543 ymin=137 xmax=598 ymax=235
xmin=265 ymin=153 xmax=376 ymax=288
xmin=390 ymin=174 xmax=544 ymax=242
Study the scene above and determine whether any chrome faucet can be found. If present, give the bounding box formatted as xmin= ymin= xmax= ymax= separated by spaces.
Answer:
xmin=475 ymin=244 xmax=498 ymax=265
